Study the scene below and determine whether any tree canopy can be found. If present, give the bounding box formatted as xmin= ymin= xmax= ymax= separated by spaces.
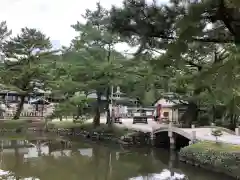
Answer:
xmin=0 ymin=27 xmax=58 ymax=119
xmin=108 ymin=0 xmax=240 ymax=127
xmin=0 ymin=1 xmax=239 ymax=128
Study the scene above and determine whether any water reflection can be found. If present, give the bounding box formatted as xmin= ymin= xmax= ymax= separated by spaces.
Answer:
xmin=0 ymin=137 xmax=235 ymax=180
xmin=129 ymin=170 xmax=186 ymax=180
xmin=0 ymin=169 xmax=39 ymax=180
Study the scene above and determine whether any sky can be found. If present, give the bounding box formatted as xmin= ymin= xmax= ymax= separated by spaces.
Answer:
xmin=0 ymin=0 xmax=168 ymax=52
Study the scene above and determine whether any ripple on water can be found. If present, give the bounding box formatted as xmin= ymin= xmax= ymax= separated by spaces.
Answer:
xmin=0 ymin=169 xmax=40 ymax=180
xmin=129 ymin=169 xmax=186 ymax=180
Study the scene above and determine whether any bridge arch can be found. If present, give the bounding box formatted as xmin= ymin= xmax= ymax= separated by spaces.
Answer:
xmin=153 ymin=127 xmax=193 ymax=141
xmin=153 ymin=127 xmax=193 ymax=149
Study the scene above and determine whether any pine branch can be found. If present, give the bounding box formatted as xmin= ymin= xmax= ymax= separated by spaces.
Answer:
xmin=121 ymin=26 xmax=234 ymax=43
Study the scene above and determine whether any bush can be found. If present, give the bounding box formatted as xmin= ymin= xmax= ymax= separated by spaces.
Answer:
xmin=79 ymin=124 xmax=131 ymax=137
xmin=211 ymin=128 xmax=223 ymax=143
xmin=179 ymin=141 xmax=240 ymax=179
xmin=0 ymin=119 xmax=28 ymax=129
xmin=49 ymin=122 xmax=133 ymax=138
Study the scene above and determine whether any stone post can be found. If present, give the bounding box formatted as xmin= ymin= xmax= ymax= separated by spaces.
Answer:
xmin=169 ymin=148 xmax=176 ymax=177
xmin=189 ymin=130 xmax=196 ymax=145
xmin=150 ymin=131 xmax=155 ymax=146
xmin=169 ymin=136 xmax=175 ymax=149
xmin=191 ymin=124 xmax=195 ymax=129
xmin=168 ymin=120 xmax=175 ymax=149
xmin=235 ymin=127 xmax=240 ymax=136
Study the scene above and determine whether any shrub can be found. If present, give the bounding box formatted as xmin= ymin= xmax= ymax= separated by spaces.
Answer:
xmin=179 ymin=141 xmax=240 ymax=179
xmin=211 ymin=128 xmax=223 ymax=143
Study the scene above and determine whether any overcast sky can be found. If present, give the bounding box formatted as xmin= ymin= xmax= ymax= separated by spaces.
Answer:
xmin=0 ymin=0 xmax=168 ymax=51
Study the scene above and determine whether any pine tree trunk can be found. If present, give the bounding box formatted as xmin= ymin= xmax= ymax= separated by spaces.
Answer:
xmin=93 ymin=145 xmax=100 ymax=180
xmin=76 ymin=105 xmax=82 ymax=120
xmin=180 ymin=87 xmax=203 ymax=127
xmin=106 ymin=86 xmax=111 ymax=126
xmin=13 ymin=95 xmax=25 ymax=120
xmin=180 ymin=102 xmax=198 ymax=128
xmin=106 ymin=45 xmax=112 ymax=126
xmin=229 ymin=99 xmax=237 ymax=130
xmin=229 ymin=114 xmax=237 ymax=130
xmin=212 ymin=105 xmax=216 ymax=123
xmin=93 ymin=91 xmax=101 ymax=127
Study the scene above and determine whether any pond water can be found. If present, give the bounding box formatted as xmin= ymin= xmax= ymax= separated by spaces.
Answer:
xmin=0 ymin=134 xmax=234 ymax=180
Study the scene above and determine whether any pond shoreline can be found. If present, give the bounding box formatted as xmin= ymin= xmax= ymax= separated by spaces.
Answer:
xmin=46 ymin=126 xmax=153 ymax=147
xmin=0 ymin=133 xmax=232 ymax=180
xmin=179 ymin=142 xmax=240 ymax=179
xmin=179 ymin=156 xmax=238 ymax=179
xmin=0 ymin=122 xmax=239 ymax=179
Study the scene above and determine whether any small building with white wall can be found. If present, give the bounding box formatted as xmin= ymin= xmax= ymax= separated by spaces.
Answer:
xmin=154 ymin=98 xmax=187 ymax=124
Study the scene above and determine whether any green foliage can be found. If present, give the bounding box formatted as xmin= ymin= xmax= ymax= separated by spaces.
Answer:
xmin=109 ymin=0 xmax=238 ymax=47
xmin=77 ymin=123 xmax=131 ymax=137
xmin=52 ymin=93 xmax=90 ymax=120
xmin=0 ymin=27 xmax=58 ymax=119
xmin=48 ymin=121 xmax=84 ymax=129
xmin=0 ymin=28 xmax=55 ymax=93
xmin=63 ymin=3 xmax=138 ymax=126
xmin=211 ymin=129 xmax=223 ymax=137
xmin=108 ymin=0 xmax=240 ymax=127
xmin=179 ymin=141 xmax=240 ymax=179
xmin=0 ymin=1 xmax=240 ymax=129
xmin=0 ymin=21 xmax=11 ymax=48
xmin=0 ymin=119 xmax=28 ymax=129
xmin=211 ymin=128 xmax=223 ymax=143
xmin=70 ymin=3 xmax=127 ymax=91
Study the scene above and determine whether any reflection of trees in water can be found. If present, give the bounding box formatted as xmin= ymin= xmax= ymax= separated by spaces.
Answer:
xmin=92 ymin=145 xmax=99 ymax=180
xmin=0 ymin=140 xmax=228 ymax=180
xmin=14 ymin=141 xmax=20 ymax=180
xmin=6 ymin=140 xmax=22 ymax=180
xmin=0 ymin=140 xmax=184 ymax=180
xmin=169 ymin=148 xmax=176 ymax=177
xmin=151 ymin=149 xmax=232 ymax=180
xmin=104 ymin=149 xmax=114 ymax=180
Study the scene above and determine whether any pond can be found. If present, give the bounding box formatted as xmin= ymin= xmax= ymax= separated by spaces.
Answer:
xmin=0 ymin=134 xmax=235 ymax=180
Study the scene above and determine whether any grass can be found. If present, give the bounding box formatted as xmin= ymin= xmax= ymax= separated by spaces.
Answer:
xmin=187 ymin=141 xmax=240 ymax=152
xmin=79 ymin=123 xmax=132 ymax=137
xmin=0 ymin=119 xmax=29 ymax=129
xmin=0 ymin=119 xmax=46 ymax=129
xmin=0 ymin=134 xmax=27 ymax=140
xmin=0 ymin=119 xmax=133 ymax=138
xmin=47 ymin=121 xmax=84 ymax=129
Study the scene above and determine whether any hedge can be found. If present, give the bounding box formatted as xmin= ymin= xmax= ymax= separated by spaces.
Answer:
xmin=179 ymin=141 xmax=240 ymax=179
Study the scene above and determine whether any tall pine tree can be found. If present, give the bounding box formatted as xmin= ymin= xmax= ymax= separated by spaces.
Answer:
xmin=0 ymin=28 xmax=56 ymax=119
xmin=70 ymin=3 xmax=127 ymax=126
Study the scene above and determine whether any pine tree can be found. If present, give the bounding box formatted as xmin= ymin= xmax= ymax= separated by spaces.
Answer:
xmin=0 ymin=28 xmax=56 ymax=120
xmin=0 ymin=21 xmax=11 ymax=49
xmin=108 ymin=0 xmax=240 ymax=127
xmin=70 ymin=3 xmax=127 ymax=127
xmin=109 ymin=0 xmax=239 ymax=47
xmin=0 ymin=21 xmax=12 ymax=115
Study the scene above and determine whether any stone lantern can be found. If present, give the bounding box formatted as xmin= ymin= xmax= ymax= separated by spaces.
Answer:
xmin=115 ymin=86 xmax=121 ymax=99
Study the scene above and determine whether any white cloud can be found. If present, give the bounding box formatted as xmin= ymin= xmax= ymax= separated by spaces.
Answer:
xmin=0 ymin=0 xmax=168 ymax=53
xmin=0 ymin=0 xmax=123 ymax=46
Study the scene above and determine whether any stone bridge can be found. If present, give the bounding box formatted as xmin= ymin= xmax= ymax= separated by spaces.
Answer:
xmin=153 ymin=126 xmax=240 ymax=145
xmin=115 ymin=118 xmax=240 ymax=145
